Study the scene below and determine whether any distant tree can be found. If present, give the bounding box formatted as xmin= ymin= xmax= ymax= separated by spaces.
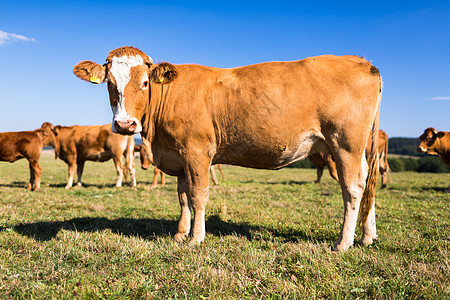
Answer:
xmin=286 ymin=158 xmax=315 ymax=169
xmin=388 ymin=158 xmax=405 ymax=172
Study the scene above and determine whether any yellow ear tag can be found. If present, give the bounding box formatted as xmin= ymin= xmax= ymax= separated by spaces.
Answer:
xmin=156 ymin=76 xmax=164 ymax=83
xmin=89 ymin=76 xmax=101 ymax=84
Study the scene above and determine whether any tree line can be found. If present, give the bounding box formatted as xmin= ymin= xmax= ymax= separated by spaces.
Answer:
xmin=287 ymin=137 xmax=449 ymax=173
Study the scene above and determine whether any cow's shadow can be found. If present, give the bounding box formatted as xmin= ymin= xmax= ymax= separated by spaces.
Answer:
xmin=48 ymin=183 xmax=123 ymax=189
xmin=11 ymin=215 xmax=334 ymax=244
xmin=0 ymin=181 xmax=28 ymax=188
xmin=240 ymin=180 xmax=310 ymax=186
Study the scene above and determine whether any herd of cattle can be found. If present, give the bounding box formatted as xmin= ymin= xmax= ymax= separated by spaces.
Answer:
xmin=1 ymin=46 xmax=449 ymax=251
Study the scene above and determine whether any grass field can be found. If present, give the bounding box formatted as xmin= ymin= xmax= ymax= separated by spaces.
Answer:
xmin=0 ymin=152 xmax=449 ymax=299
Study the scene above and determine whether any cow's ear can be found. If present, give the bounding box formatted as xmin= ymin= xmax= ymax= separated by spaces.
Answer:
xmin=151 ymin=62 xmax=178 ymax=84
xmin=437 ymin=131 xmax=445 ymax=138
xmin=52 ymin=126 xmax=61 ymax=136
xmin=73 ymin=61 xmax=106 ymax=84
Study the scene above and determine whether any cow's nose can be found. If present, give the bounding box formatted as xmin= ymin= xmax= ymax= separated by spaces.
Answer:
xmin=114 ymin=120 xmax=137 ymax=134
xmin=141 ymin=164 xmax=150 ymax=170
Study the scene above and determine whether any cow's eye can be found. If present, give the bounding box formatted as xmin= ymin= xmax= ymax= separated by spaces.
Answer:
xmin=142 ymin=81 xmax=149 ymax=89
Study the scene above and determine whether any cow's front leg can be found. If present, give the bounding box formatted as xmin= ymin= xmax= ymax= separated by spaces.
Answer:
xmin=113 ymin=157 xmax=124 ymax=187
xmin=76 ymin=161 xmax=85 ymax=187
xmin=65 ymin=158 xmax=76 ymax=189
xmin=184 ymin=159 xmax=211 ymax=246
xmin=174 ymin=174 xmax=190 ymax=242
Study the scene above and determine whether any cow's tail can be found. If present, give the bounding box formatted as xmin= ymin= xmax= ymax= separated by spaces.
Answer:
xmin=357 ymin=80 xmax=382 ymax=229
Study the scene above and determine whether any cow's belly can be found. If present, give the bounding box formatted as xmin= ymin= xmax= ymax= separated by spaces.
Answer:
xmin=213 ymin=132 xmax=330 ymax=169
xmin=152 ymin=147 xmax=184 ymax=176
xmin=81 ymin=150 xmax=113 ymax=162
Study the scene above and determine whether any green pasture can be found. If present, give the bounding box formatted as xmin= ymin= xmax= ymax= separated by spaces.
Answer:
xmin=0 ymin=152 xmax=448 ymax=299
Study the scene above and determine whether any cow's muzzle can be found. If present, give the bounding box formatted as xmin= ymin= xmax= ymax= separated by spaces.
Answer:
xmin=417 ymin=146 xmax=427 ymax=153
xmin=114 ymin=120 xmax=137 ymax=135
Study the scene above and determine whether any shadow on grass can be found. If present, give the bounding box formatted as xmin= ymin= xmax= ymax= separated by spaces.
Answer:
xmin=0 ymin=181 xmax=27 ymax=188
xmin=416 ymin=186 xmax=449 ymax=193
xmin=12 ymin=215 xmax=334 ymax=244
xmin=240 ymin=180 xmax=311 ymax=186
xmin=48 ymin=183 xmax=136 ymax=189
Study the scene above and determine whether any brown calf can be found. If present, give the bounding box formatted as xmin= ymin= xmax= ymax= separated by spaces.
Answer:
xmin=135 ymin=143 xmax=224 ymax=188
xmin=418 ymin=127 xmax=450 ymax=192
xmin=74 ymin=47 xmax=382 ymax=251
xmin=41 ymin=122 xmax=136 ymax=189
xmin=309 ymin=130 xmax=389 ymax=188
xmin=0 ymin=126 xmax=54 ymax=191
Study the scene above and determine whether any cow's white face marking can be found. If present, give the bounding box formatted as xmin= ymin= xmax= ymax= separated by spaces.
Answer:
xmin=109 ymin=55 xmax=144 ymax=133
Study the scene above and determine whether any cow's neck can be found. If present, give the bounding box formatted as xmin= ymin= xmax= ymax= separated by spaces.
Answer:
xmin=143 ymin=83 xmax=173 ymax=143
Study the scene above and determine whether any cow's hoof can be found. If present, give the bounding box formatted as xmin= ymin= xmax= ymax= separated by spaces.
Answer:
xmin=174 ymin=232 xmax=188 ymax=242
xmin=64 ymin=185 xmax=71 ymax=190
xmin=359 ymin=234 xmax=378 ymax=246
xmin=187 ymin=238 xmax=203 ymax=247
xmin=33 ymin=187 xmax=41 ymax=192
xmin=76 ymin=182 xmax=82 ymax=188
xmin=26 ymin=184 xmax=32 ymax=191
xmin=332 ymin=240 xmax=353 ymax=252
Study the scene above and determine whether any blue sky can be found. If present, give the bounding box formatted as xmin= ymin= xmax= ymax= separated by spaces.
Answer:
xmin=0 ymin=1 xmax=449 ymax=137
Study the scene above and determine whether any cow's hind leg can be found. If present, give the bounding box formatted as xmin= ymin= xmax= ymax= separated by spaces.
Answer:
xmin=315 ymin=165 xmax=324 ymax=184
xmin=210 ymin=166 xmax=219 ymax=185
xmin=27 ymin=160 xmax=35 ymax=190
xmin=333 ymin=151 xmax=369 ymax=251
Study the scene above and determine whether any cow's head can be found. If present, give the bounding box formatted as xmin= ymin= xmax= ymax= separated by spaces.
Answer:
xmin=39 ymin=122 xmax=53 ymax=144
xmin=417 ymin=127 xmax=445 ymax=155
xmin=73 ymin=46 xmax=177 ymax=135
xmin=135 ymin=143 xmax=151 ymax=170
xmin=41 ymin=122 xmax=60 ymax=158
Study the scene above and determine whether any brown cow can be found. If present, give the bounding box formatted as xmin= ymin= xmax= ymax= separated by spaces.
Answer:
xmin=418 ymin=127 xmax=450 ymax=192
xmin=309 ymin=130 xmax=389 ymax=188
xmin=41 ymin=122 xmax=136 ymax=189
xmin=135 ymin=143 xmax=224 ymax=188
xmin=74 ymin=46 xmax=382 ymax=251
xmin=0 ymin=126 xmax=54 ymax=191
xmin=134 ymin=143 xmax=166 ymax=188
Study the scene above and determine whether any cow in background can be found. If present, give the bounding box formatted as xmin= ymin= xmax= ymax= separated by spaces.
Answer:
xmin=309 ymin=130 xmax=390 ymax=188
xmin=135 ymin=142 xmax=224 ymax=188
xmin=0 ymin=126 xmax=54 ymax=191
xmin=307 ymin=152 xmax=338 ymax=184
xmin=41 ymin=122 xmax=136 ymax=189
xmin=418 ymin=127 xmax=450 ymax=192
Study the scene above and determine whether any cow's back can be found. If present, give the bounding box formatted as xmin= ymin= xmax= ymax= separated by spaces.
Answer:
xmin=74 ymin=124 xmax=126 ymax=162
xmin=0 ymin=131 xmax=42 ymax=162
xmin=169 ymin=55 xmax=381 ymax=169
